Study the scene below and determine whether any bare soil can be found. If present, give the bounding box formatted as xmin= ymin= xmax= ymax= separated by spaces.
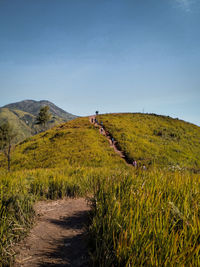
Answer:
xmin=14 ymin=198 xmax=91 ymax=267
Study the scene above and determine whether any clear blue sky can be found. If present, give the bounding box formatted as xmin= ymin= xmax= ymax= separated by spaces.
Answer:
xmin=0 ymin=0 xmax=200 ymax=125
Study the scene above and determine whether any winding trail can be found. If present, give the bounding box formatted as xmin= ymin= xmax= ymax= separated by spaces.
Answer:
xmin=14 ymin=198 xmax=90 ymax=267
xmin=89 ymin=115 xmax=132 ymax=166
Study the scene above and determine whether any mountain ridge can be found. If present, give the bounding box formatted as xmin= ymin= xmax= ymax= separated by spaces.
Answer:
xmin=3 ymin=99 xmax=76 ymax=120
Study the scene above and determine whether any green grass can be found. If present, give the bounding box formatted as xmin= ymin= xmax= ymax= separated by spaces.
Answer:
xmin=0 ymin=166 xmax=133 ymax=265
xmin=90 ymin=169 xmax=200 ymax=266
xmin=0 ymin=117 xmax=129 ymax=170
xmin=0 ymin=106 xmax=74 ymax=144
xmin=98 ymin=113 xmax=200 ymax=171
xmin=0 ymin=108 xmax=34 ymax=143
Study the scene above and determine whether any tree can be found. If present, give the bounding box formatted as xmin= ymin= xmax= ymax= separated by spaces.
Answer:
xmin=36 ymin=106 xmax=51 ymax=131
xmin=0 ymin=122 xmax=16 ymax=171
xmin=95 ymin=111 xmax=99 ymax=116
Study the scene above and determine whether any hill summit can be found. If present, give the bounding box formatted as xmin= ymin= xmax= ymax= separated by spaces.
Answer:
xmin=3 ymin=99 xmax=76 ymax=120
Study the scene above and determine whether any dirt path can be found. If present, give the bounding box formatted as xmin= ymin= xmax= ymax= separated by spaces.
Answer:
xmin=14 ymin=198 xmax=90 ymax=267
xmin=89 ymin=115 xmax=132 ymax=165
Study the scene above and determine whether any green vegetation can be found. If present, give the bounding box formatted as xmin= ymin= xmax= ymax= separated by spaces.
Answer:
xmin=0 ymin=100 xmax=77 ymax=143
xmin=0 ymin=117 xmax=128 ymax=170
xmin=36 ymin=105 xmax=51 ymax=131
xmin=0 ymin=168 xmax=89 ymax=265
xmin=0 ymin=114 xmax=199 ymax=266
xmin=98 ymin=113 xmax=200 ymax=171
xmin=90 ymin=169 xmax=200 ymax=266
xmin=0 ymin=117 xmax=131 ymax=265
xmin=3 ymin=100 xmax=76 ymax=121
xmin=0 ymin=121 xmax=17 ymax=171
xmin=0 ymin=108 xmax=34 ymax=143
xmin=0 ymin=171 xmax=35 ymax=265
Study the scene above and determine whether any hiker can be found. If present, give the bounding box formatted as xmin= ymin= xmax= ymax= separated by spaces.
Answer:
xmin=133 ymin=160 xmax=137 ymax=167
xmin=100 ymin=127 xmax=104 ymax=134
xmin=100 ymin=121 xmax=103 ymax=127
xmin=142 ymin=164 xmax=146 ymax=170
xmin=91 ymin=118 xmax=93 ymax=123
xmin=111 ymin=137 xmax=114 ymax=145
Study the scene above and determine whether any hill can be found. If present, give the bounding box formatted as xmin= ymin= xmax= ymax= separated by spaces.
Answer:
xmin=97 ymin=113 xmax=200 ymax=171
xmin=0 ymin=117 xmax=129 ymax=171
xmin=3 ymin=100 xmax=76 ymax=120
xmin=0 ymin=108 xmax=35 ymax=142
xmin=1 ymin=112 xmax=200 ymax=171
xmin=0 ymin=100 xmax=77 ymax=142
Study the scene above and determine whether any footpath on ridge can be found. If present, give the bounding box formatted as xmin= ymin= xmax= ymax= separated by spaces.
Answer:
xmin=89 ymin=115 xmax=133 ymax=166
xmin=14 ymin=198 xmax=90 ymax=267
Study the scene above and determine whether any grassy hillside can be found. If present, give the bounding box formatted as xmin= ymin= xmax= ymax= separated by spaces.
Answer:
xmin=0 ymin=108 xmax=35 ymax=142
xmin=98 ymin=113 xmax=200 ymax=171
xmin=0 ymin=100 xmax=77 ymax=143
xmin=0 ymin=117 xmax=129 ymax=171
xmin=3 ymin=99 xmax=76 ymax=120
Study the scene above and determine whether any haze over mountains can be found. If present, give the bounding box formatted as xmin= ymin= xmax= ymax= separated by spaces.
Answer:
xmin=0 ymin=100 xmax=77 ymax=142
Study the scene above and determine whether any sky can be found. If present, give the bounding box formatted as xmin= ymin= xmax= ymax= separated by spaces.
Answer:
xmin=0 ymin=0 xmax=200 ymax=125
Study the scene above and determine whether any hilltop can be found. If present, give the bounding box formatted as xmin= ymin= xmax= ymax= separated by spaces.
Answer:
xmin=0 ymin=100 xmax=77 ymax=142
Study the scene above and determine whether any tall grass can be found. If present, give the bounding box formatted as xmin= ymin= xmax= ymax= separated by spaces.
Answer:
xmin=90 ymin=169 xmax=200 ymax=266
xmin=0 ymin=171 xmax=34 ymax=265
xmin=0 ymin=117 xmax=132 ymax=265
xmin=0 ymin=166 xmax=133 ymax=265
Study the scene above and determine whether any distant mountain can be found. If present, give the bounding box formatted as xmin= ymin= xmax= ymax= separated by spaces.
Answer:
xmin=3 ymin=100 xmax=76 ymax=120
xmin=0 ymin=100 xmax=77 ymax=143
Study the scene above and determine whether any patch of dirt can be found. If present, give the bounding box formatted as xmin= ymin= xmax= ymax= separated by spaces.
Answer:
xmin=14 ymin=198 xmax=91 ymax=267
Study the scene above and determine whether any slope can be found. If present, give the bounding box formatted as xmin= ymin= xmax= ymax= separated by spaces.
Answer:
xmin=97 ymin=113 xmax=200 ymax=170
xmin=3 ymin=99 xmax=76 ymax=120
xmin=0 ymin=100 xmax=77 ymax=143
xmin=0 ymin=117 xmax=130 ymax=171
xmin=0 ymin=108 xmax=35 ymax=142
